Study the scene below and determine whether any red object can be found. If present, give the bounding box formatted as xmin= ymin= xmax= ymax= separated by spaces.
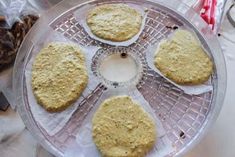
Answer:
xmin=201 ymin=10 xmax=211 ymax=24
xmin=200 ymin=0 xmax=217 ymax=29
xmin=203 ymin=0 xmax=210 ymax=10
xmin=210 ymin=0 xmax=217 ymax=28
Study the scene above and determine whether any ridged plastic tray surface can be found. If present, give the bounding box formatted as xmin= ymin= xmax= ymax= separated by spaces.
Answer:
xmin=14 ymin=0 xmax=226 ymax=157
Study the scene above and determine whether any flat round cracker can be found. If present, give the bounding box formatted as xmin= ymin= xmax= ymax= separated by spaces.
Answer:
xmin=31 ymin=43 xmax=88 ymax=112
xmin=87 ymin=4 xmax=142 ymax=42
xmin=92 ymin=96 xmax=156 ymax=157
xmin=154 ymin=30 xmax=213 ymax=85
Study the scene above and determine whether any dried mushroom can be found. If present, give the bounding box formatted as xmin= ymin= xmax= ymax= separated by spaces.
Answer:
xmin=0 ymin=15 xmax=38 ymax=71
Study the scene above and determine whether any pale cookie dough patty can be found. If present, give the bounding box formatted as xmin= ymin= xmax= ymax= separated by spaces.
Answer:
xmin=154 ymin=30 xmax=213 ymax=85
xmin=31 ymin=43 xmax=88 ymax=112
xmin=92 ymin=96 xmax=156 ymax=157
xmin=87 ymin=4 xmax=142 ymax=42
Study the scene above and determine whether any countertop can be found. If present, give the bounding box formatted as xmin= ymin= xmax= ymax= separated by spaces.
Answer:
xmin=0 ymin=1 xmax=234 ymax=157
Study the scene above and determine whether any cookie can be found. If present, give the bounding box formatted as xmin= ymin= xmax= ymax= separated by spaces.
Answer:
xmin=87 ymin=4 xmax=142 ymax=42
xmin=31 ymin=43 xmax=88 ymax=112
xmin=92 ymin=96 xmax=156 ymax=157
xmin=154 ymin=30 xmax=213 ymax=85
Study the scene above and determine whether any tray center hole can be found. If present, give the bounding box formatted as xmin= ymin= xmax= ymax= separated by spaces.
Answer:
xmin=99 ymin=53 xmax=138 ymax=82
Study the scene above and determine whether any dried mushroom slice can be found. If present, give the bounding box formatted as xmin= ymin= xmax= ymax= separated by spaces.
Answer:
xmin=0 ymin=15 xmax=38 ymax=71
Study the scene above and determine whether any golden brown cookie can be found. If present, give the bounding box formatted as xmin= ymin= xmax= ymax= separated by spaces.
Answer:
xmin=154 ymin=30 xmax=213 ymax=85
xmin=31 ymin=43 xmax=88 ymax=112
xmin=87 ymin=4 xmax=142 ymax=42
xmin=92 ymin=96 xmax=156 ymax=157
